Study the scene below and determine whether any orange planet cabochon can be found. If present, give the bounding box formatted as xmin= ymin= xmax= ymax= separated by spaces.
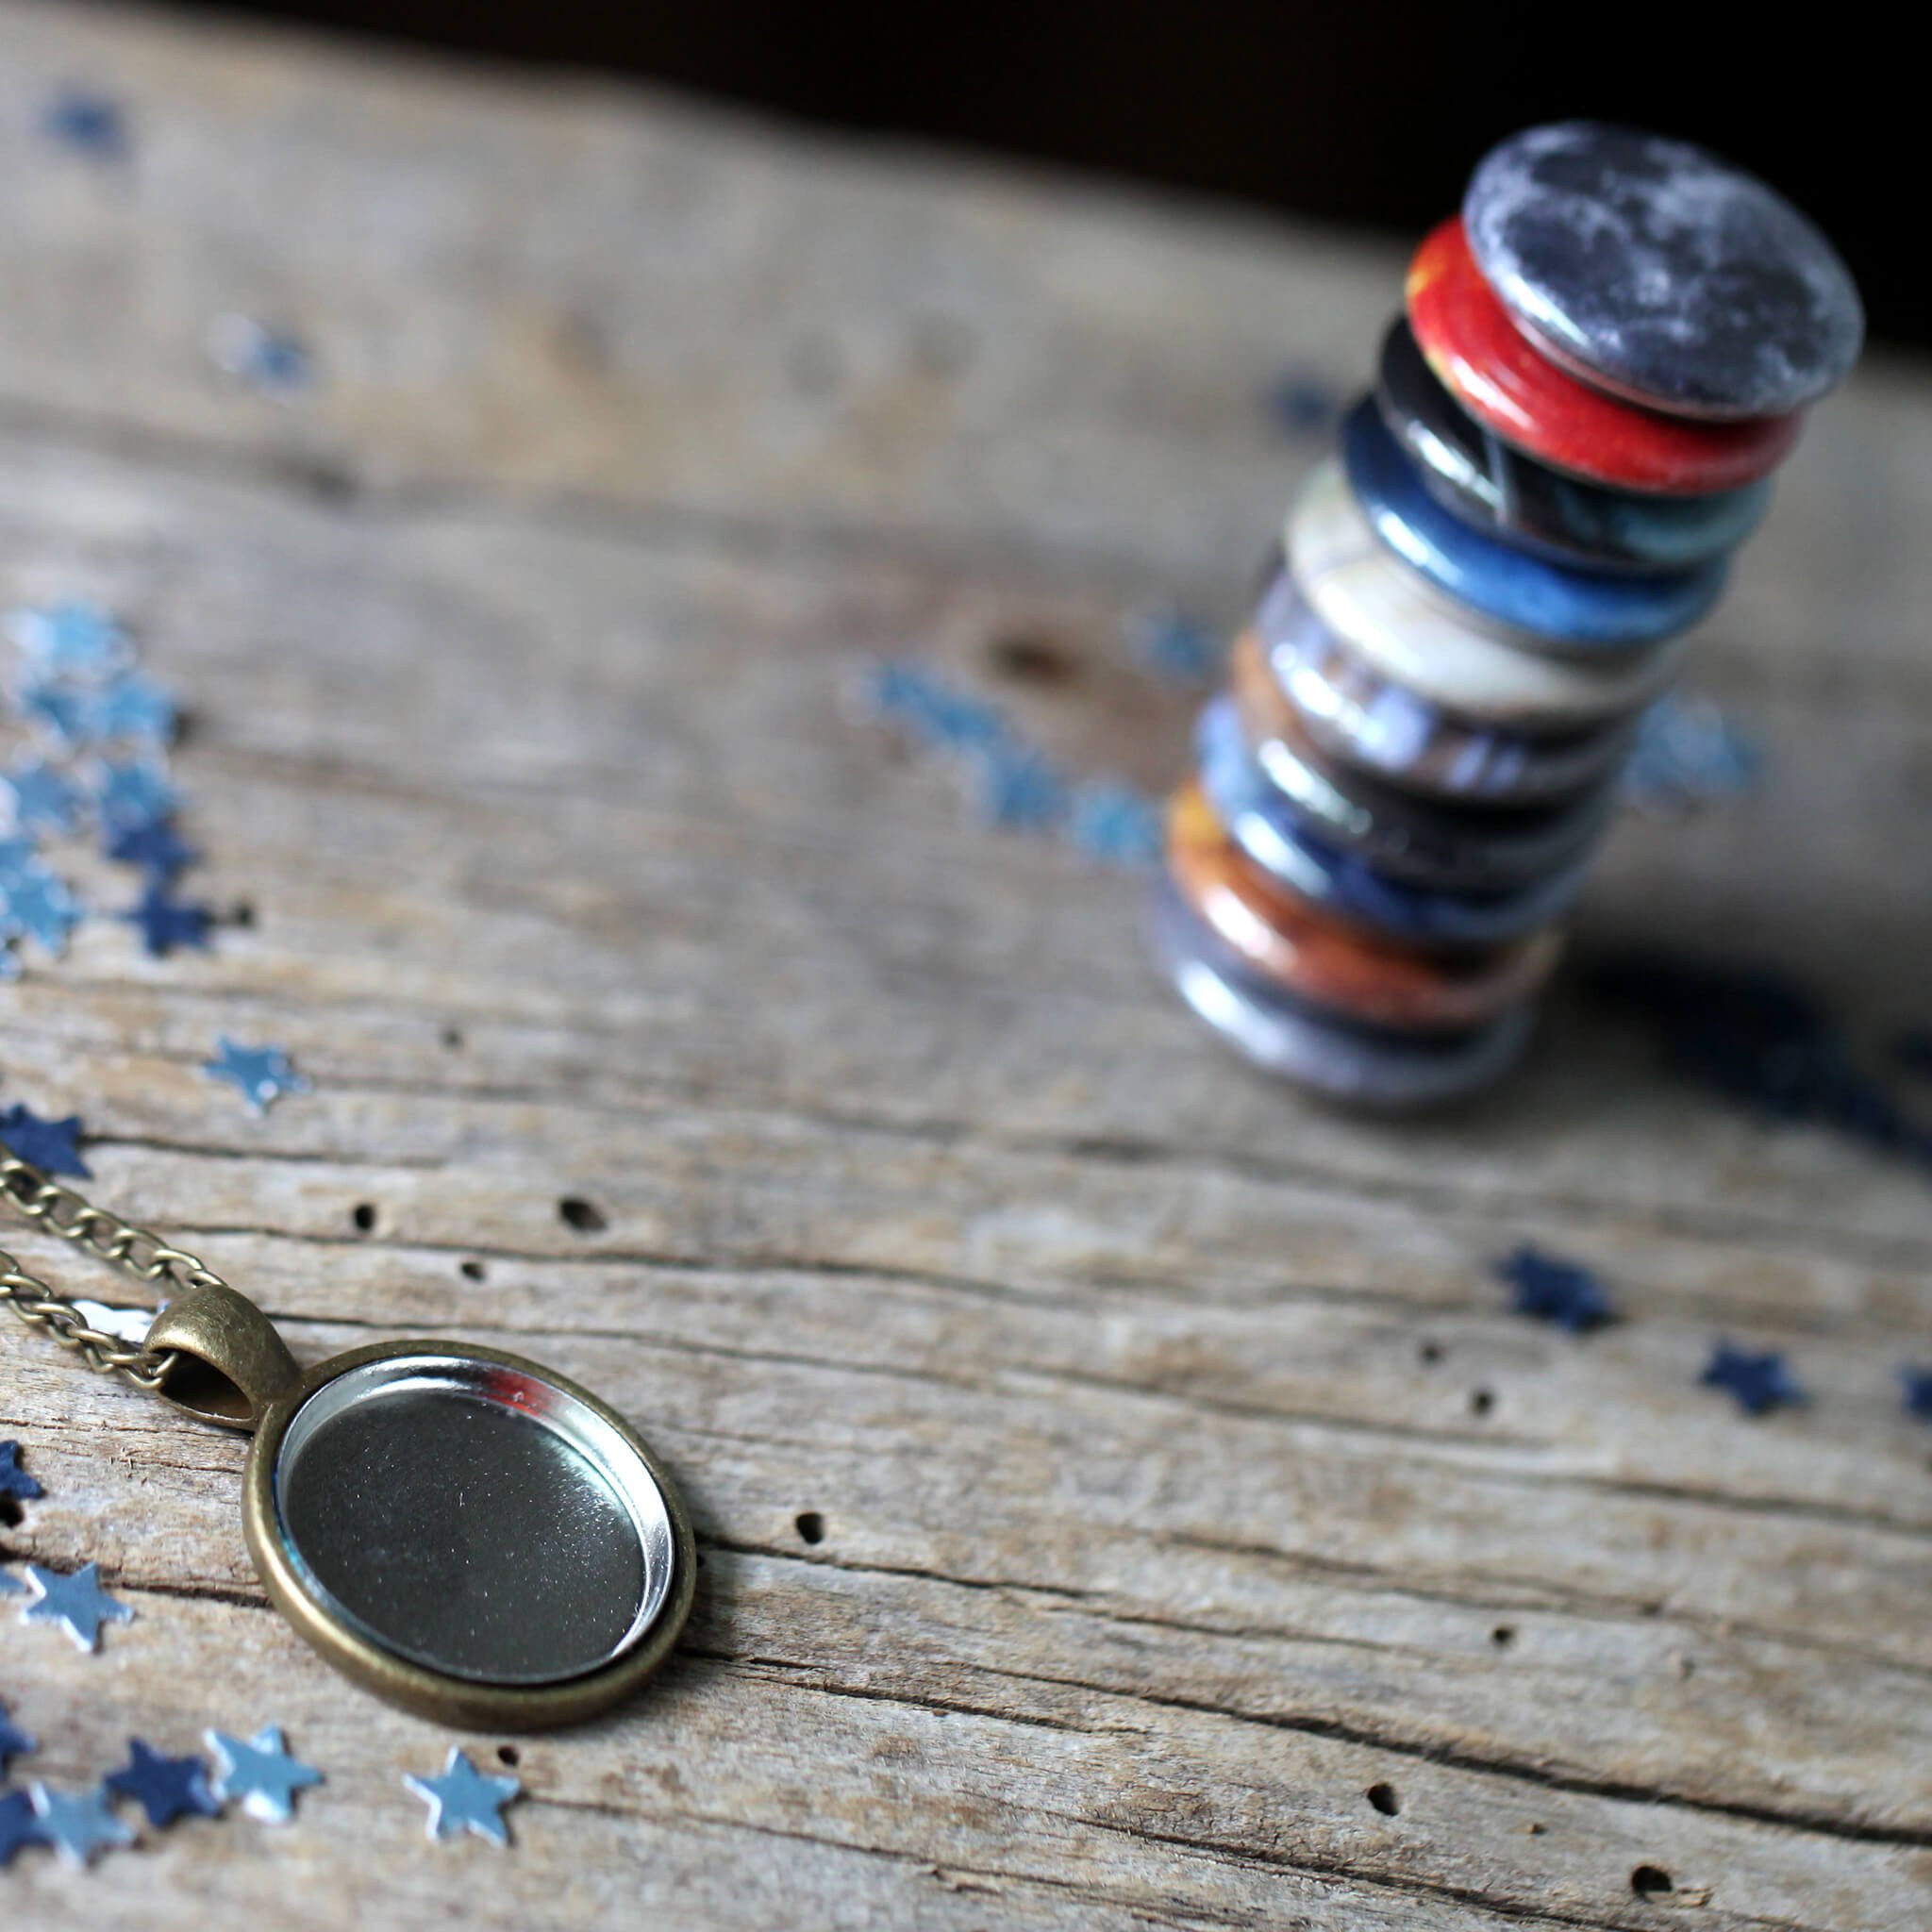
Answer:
xmin=1406 ymin=218 xmax=1802 ymax=496
xmin=1165 ymin=781 xmax=1561 ymax=1034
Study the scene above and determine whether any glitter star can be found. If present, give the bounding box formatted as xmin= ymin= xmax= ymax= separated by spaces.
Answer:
xmin=0 ymin=1697 xmax=35 ymax=1771
xmin=18 ymin=1561 xmax=134 ymax=1650
xmin=1899 ymin=1366 xmax=1932 ymax=1423
xmin=203 ymin=1038 xmax=310 ymax=1114
xmin=95 ymin=757 xmax=178 ymax=828
xmin=2 ymin=760 xmax=86 ymax=835
xmin=38 ymin=87 xmax=130 ymax=162
xmin=7 ymin=601 xmax=131 ymax=678
xmin=404 ymin=1748 xmax=521 ymax=1845
xmin=1125 ymin=608 xmax=1222 ymax=688
xmin=208 ymin=315 xmax=318 ymax=395
xmin=206 ymin=1726 xmax=323 ymax=1823
xmin=0 ymin=1790 xmax=46 ymax=1867
xmin=969 ymin=739 xmax=1068 ymax=829
xmin=106 ymin=813 xmax=200 ymax=883
xmin=0 ymin=1105 xmax=92 ymax=1177
xmin=16 ymin=681 xmax=95 ymax=747
xmin=105 ymin=1740 xmax=221 ymax=1827
xmin=1495 ymin=1243 xmax=1619 ymax=1334
xmin=0 ymin=1439 xmax=44 ymax=1500
xmin=1699 ymin=1341 xmax=1806 ymax=1417
xmin=88 ymin=675 xmax=178 ymax=746
xmin=27 ymin=1783 xmax=135 ymax=1867
xmin=1067 ymin=781 xmax=1161 ymax=868
xmin=0 ymin=864 xmax=84 ymax=956
xmin=120 ymin=882 xmax=212 ymax=958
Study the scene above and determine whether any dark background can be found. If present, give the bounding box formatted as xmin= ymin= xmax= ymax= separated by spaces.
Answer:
xmin=216 ymin=2 xmax=1908 ymax=350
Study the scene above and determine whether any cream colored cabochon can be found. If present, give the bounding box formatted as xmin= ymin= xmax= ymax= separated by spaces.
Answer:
xmin=1283 ymin=458 xmax=1685 ymax=732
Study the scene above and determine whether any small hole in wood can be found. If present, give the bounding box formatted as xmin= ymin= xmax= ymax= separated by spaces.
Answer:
xmin=441 ymin=1026 xmax=464 ymax=1050
xmin=1418 ymin=1340 xmax=1443 ymax=1365
xmin=1491 ymin=1624 xmax=1515 ymax=1648
xmin=1365 ymin=1783 xmax=1399 ymax=1817
xmin=0 ymin=1497 xmax=22 ymax=1529
xmin=459 ymin=1259 xmax=487 ymax=1283
xmin=795 ymin=1511 xmax=826 ymax=1545
xmin=350 ymin=1203 xmax=377 ymax=1234
xmin=985 ymin=633 xmax=1075 ymax=687
xmin=496 ymin=1744 xmax=520 ymax=1768
xmin=1630 ymin=1866 xmax=1673 ymax=1897
xmin=558 ymin=1197 xmax=607 ymax=1234
xmin=1469 ymin=1388 xmax=1495 ymax=1417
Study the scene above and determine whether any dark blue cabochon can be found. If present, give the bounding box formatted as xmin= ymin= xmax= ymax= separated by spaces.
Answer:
xmin=1374 ymin=320 xmax=1772 ymax=572
xmin=1342 ymin=399 xmax=1726 ymax=650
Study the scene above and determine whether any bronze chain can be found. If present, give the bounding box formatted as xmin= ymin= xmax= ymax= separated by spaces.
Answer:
xmin=0 ymin=1154 xmax=230 ymax=1391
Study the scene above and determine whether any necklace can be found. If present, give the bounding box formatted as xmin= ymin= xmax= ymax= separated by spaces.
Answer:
xmin=0 ymin=1155 xmax=694 ymax=1730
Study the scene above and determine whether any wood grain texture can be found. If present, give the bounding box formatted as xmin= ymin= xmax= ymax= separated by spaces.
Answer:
xmin=1 ymin=3 xmax=1929 ymax=1926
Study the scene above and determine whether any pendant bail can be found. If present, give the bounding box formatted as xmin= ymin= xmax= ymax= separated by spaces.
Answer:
xmin=144 ymin=1283 xmax=302 ymax=1431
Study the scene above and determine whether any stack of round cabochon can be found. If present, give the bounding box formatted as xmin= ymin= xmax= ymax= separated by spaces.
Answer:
xmin=1154 ymin=122 xmax=1861 ymax=1108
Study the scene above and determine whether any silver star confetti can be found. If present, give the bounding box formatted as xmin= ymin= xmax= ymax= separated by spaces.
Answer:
xmin=27 ymin=1783 xmax=134 ymax=1867
xmin=204 ymin=1038 xmax=311 ymax=1113
xmin=18 ymin=1561 xmax=133 ymax=1650
xmin=404 ymin=1748 xmax=522 ymax=1845
xmin=206 ymin=1725 xmax=323 ymax=1823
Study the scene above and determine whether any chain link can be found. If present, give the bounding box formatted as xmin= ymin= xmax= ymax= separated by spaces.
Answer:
xmin=0 ymin=1154 xmax=227 ymax=1392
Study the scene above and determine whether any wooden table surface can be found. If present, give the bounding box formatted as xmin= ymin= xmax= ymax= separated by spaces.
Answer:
xmin=1 ymin=4 xmax=1928 ymax=1926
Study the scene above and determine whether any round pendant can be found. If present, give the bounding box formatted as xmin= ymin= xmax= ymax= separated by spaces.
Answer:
xmin=1407 ymin=217 xmax=1802 ymax=494
xmin=144 ymin=1291 xmax=694 ymax=1730
xmin=1462 ymin=122 xmax=1863 ymax=421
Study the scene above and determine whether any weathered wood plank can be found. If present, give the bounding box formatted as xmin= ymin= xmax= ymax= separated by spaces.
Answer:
xmin=1 ymin=3 xmax=1929 ymax=1928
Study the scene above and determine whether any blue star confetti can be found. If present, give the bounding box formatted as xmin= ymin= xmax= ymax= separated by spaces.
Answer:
xmin=204 ymin=1038 xmax=311 ymax=1114
xmin=27 ymin=1783 xmax=135 ymax=1867
xmin=38 ymin=86 xmax=130 ymax=162
xmin=0 ymin=863 xmax=84 ymax=956
xmin=1267 ymin=366 xmax=1341 ymax=435
xmin=16 ymin=680 xmax=95 ymax=747
xmin=208 ymin=315 xmax=318 ymax=395
xmin=1495 ymin=1243 xmax=1619 ymax=1334
xmin=2 ymin=759 xmax=85 ymax=834
xmin=106 ymin=813 xmax=199 ymax=884
xmin=95 ymin=757 xmax=178 ymax=828
xmin=0 ymin=1790 xmax=47 ymax=1867
xmin=7 ymin=601 xmax=131 ymax=679
xmin=404 ymin=1748 xmax=521 ymax=1846
xmin=206 ymin=1725 xmax=323 ymax=1823
xmin=0 ymin=1698 xmax=35 ymax=1771
xmin=18 ymin=1561 xmax=134 ymax=1650
xmin=0 ymin=1439 xmax=43 ymax=1501
xmin=969 ymin=738 xmax=1069 ymax=830
xmin=1898 ymin=1366 xmax=1932 ymax=1423
xmin=120 ymin=882 xmax=212 ymax=957
xmin=1067 ymin=780 xmax=1162 ymax=868
xmin=0 ymin=1105 xmax=92 ymax=1177
xmin=106 ymin=1740 xmax=221 ymax=1828
xmin=1623 ymin=692 xmax=1763 ymax=812
xmin=1700 ymin=1341 xmax=1806 ymax=1417
xmin=87 ymin=673 xmax=178 ymax=746
xmin=1125 ymin=608 xmax=1223 ymax=688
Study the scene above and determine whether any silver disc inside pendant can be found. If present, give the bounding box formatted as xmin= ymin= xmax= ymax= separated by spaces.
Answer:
xmin=270 ymin=1353 xmax=678 ymax=1687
